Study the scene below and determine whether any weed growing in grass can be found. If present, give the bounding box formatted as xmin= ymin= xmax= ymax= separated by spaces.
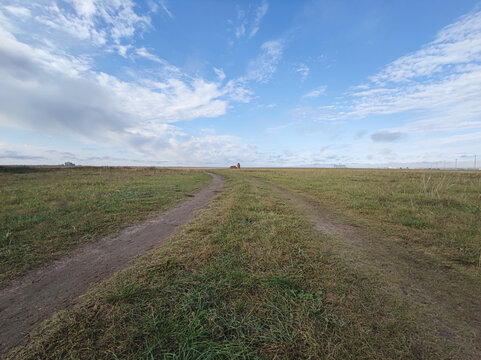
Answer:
xmin=401 ymin=218 xmax=427 ymax=229
xmin=1 ymin=230 xmax=12 ymax=247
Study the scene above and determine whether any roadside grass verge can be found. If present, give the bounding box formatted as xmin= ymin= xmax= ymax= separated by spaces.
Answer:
xmin=11 ymin=172 xmax=437 ymax=359
xmin=245 ymin=169 xmax=481 ymax=270
xmin=0 ymin=167 xmax=210 ymax=285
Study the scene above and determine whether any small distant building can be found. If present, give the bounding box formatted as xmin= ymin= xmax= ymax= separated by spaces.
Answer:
xmin=229 ymin=162 xmax=241 ymax=169
xmin=333 ymin=164 xmax=346 ymax=168
xmin=237 ymin=163 xmax=240 ymax=169
xmin=63 ymin=162 xmax=75 ymax=167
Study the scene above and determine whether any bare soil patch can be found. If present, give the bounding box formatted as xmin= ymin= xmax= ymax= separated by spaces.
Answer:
xmin=0 ymin=173 xmax=223 ymax=355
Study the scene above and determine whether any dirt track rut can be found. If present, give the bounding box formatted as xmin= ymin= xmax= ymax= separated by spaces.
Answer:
xmin=0 ymin=173 xmax=224 ymax=355
xmin=254 ymin=177 xmax=481 ymax=360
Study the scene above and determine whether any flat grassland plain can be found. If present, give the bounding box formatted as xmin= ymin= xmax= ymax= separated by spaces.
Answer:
xmin=4 ymin=168 xmax=481 ymax=359
xmin=0 ymin=167 xmax=211 ymax=286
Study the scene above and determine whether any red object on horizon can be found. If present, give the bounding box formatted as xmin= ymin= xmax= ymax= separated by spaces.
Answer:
xmin=229 ymin=163 xmax=241 ymax=169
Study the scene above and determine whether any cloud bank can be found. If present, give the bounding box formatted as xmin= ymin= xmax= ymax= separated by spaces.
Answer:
xmin=0 ymin=1 xmax=276 ymax=165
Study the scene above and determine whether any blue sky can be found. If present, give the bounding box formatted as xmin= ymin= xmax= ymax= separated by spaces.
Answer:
xmin=1 ymin=0 xmax=481 ymax=167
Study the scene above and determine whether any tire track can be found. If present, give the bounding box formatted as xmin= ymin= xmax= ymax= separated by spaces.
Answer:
xmin=0 ymin=173 xmax=224 ymax=355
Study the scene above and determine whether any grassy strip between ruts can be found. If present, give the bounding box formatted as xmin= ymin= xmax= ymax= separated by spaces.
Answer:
xmin=0 ymin=167 xmax=211 ymax=285
xmin=11 ymin=172 xmax=440 ymax=359
xmin=244 ymin=168 xmax=481 ymax=270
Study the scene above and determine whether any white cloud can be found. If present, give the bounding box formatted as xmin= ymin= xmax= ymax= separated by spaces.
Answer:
xmin=235 ymin=8 xmax=246 ymax=38
xmin=302 ymin=8 xmax=481 ymax=138
xmin=0 ymin=1 xmax=273 ymax=167
xmin=132 ymin=51 xmax=181 ymax=78
xmin=265 ymin=121 xmax=298 ymax=133
xmin=244 ymin=39 xmax=284 ymax=82
xmin=302 ymin=86 xmax=327 ymax=99
xmin=223 ymin=79 xmax=254 ymax=103
xmin=234 ymin=1 xmax=269 ymax=40
xmin=250 ymin=1 xmax=269 ymax=38
xmin=159 ymin=1 xmax=173 ymax=19
xmin=291 ymin=105 xmax=337 ymax=121
xmin=371 ymin=9 xmax=481 ymax=84
xmin=117 ymin=44 xmax=131 ymax=57
xmin=163 ymin=134 xmax=251 ymax=164
xmin=4 ymin=0 xmax=150 ymax=48
xmin=1 ymin=128 xmax=256 ymax=167
xmin=296 ymin=64 xmax=309 ymax=81
xmin=213 ymin=67 xmax=226 ymax=82
xmin=136 ymin=47 xmax=162 ymax=62
xmin=236 ymin=23 xmax=246 ymax=38
xmin=0 ymin=142 xmax=140 ymax=165
xmin=134 ymin=47 xmax=180 ymax=76
xmin=0 ymin=139 xmax=254 ymax=167
xmin=0 ymin=21 xmax=252 ymax=163
xmin=200 ymin=128 xmax=216 ymax=134
xmin=422 ymin=131 xmax=481 ymax=146
xmin=257 ymin=103 xmax=276 ymax=108
xmin=3 ymin=5 xmax=30 ymax=18
xmin=348 ymin=64 xmax=481 ymax=133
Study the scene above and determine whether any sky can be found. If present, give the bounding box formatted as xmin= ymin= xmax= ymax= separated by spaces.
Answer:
xmin=1 ymin=0 xmax=481 ymax=168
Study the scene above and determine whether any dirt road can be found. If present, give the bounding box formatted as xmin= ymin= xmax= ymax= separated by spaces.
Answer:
xmin=0 ymin=173 xmax=224 ymax=355
xmin=254 ymin=178 xmax=481 ymax=359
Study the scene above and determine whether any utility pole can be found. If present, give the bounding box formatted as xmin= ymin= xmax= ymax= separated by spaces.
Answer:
xmin=455 ymin=158 xmax=458 ymax=169
xmin=475 ymin=154 xmax=477 ymax=170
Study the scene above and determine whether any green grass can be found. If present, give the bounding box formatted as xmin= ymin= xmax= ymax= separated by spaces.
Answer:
xmin=0 ymin=166 xmax=210 ymax=285
xmin=245 ymin=168 xmax=481 ymax=269
xmin=11 ymin=172 xmax=438 ymax=359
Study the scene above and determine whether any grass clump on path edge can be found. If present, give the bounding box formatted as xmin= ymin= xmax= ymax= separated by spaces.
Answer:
xmin=11 ymin=173 xmax=435 ymax=359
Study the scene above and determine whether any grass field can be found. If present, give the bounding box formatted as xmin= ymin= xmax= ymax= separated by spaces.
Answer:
xmin=247 ymin=168 xmax=481 ymax=270
xmin=5 ymin=168 xmax=481 ymax=359
xmin=0 ymin=167 xmax=211 ymax=286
